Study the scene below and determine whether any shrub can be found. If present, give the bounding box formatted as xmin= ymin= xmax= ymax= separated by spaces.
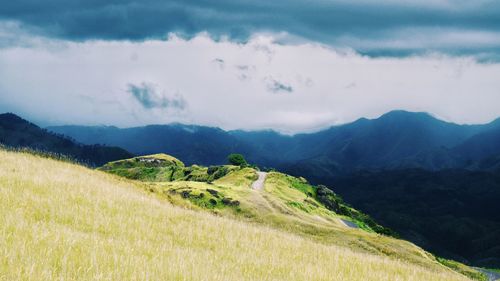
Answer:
xmin=227 ymin=153 xmax=248 ymax=167
xmin=207 ymin=166 xmax=230 ymax=182
xmin=316 ymin=185 xmax=341 ymax=213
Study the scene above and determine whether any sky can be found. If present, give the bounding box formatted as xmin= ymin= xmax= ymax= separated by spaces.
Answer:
xmin=1 ymin=0 xmax=500 ymax=133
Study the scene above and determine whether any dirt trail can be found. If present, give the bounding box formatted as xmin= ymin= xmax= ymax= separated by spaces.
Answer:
xmin=251 ymin=172 xmax=267 ymax=190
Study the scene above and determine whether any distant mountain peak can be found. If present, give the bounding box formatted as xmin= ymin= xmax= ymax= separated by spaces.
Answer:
xmin=378 ymin=110 xmax=435 ymax=121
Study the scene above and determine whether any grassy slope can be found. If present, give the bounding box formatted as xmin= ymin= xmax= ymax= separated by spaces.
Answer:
xmin=145 ymin=167 xmax=446 ymax=271
xmin=0 ymin=150 xmax=472 ymax=281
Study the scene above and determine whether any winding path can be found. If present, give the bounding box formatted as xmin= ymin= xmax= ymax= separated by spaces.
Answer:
xmin=251 ymin=172 xmax=267 ymax=190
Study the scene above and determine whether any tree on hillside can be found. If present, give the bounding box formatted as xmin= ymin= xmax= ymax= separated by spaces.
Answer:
xmin=227 ymin=153 xmax=248 ymax=167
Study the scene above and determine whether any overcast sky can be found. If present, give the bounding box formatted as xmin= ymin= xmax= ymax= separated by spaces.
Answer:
xmin=1 ymin=0 xmax=500 ymax=133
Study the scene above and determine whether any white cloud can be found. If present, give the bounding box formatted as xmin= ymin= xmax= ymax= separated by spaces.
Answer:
xmin=0 ymin=32 xmax=499 ymax=134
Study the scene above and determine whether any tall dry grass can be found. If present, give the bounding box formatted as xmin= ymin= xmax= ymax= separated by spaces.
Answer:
xmin=0 ymin=150 xmax=470 ymax=281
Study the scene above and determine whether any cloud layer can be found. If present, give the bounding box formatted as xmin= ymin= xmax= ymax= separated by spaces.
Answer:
xmin=1 ymin=33 xmax=499 ymax=133
xmin=1 ymin=0 xmax=500 ymax=58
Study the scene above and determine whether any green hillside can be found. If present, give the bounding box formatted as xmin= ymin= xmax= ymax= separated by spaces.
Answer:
xmin=100 ymin=154 xmax=394 ymax=236
xmin=0 ymin=150 xmax=485 ymax=280
xmin=99 ymin=153 xmax=486 ymax=280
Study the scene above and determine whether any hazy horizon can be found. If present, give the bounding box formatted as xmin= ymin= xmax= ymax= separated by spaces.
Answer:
xmin=4 ymin=109 xmax=499 ymax=136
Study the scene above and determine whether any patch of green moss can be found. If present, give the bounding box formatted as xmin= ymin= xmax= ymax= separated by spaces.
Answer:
xmin=287 ymin=176 xmax=316 ymax=197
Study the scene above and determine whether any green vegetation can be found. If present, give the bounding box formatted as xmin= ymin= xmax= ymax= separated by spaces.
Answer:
xmin=96 ymin=153 xmax=494 ymax=281
xmin=437 ymin=258 xmax=487 ymax=281
xmin=98 ymin=154 xmax=185 ymax=181
xmin=99 ymin=154 xmax=240 ymax=183
xmin=153 ymin=181 xmax=243 ymax=212
xmin=281 ymin=177 xmax=396 ymax=236
xmin=227 ymin=153 xmax=248 ymax=167
xmin=97 ymin=154 xmax=484 ymax=281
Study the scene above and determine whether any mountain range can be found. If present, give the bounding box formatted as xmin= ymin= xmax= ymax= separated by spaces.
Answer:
xmin=47 ymin=110 xmax=500 ymax=177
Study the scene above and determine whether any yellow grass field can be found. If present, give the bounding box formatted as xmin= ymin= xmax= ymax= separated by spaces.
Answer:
xmin=0 ymin=150 xmax=471 ymax=280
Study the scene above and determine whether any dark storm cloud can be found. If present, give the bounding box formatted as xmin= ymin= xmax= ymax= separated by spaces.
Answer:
xmin=127 ymin=82 xmax=187 ymax=110
xmin=1 ymin=1 xmax=500 ymax=57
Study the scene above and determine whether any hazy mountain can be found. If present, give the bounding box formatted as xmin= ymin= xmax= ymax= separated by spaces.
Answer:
xmin=48 ymin=110 xmax=500 ymax=174
xmin=452 ymin=119 xmax=500 ymax=165
xmin=47 ymin=123 xmax=254 ymax=165
xmin=283 ymin=111 xmax=492 ymax=180
xmin=0 ymin=113 xmax=133 ymax=166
